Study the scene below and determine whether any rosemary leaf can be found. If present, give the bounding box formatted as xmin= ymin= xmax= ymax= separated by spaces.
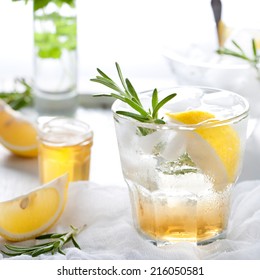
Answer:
xmin=116 ymin=110 xmax=150 ymax=122
xmin=90 ymin=78 xmax=125 ymax=95
xmin=152 ymin=88 xmax=158 ymax=113
xmin=137 ymin=127 xmax=156 ymax=136
xmin=125 ymin=78 xmax=141 ymax=105
xmin=31 ymin=245 xmax=53 ymax=257
xmin=97 ymin=68 xmax=113 ymax=81
xmin=152 ymin=93 xmax=177 ymax=119
xmin=252 ymin=39 xmax=257 ymax=60
xmin=232 ymin=40 xmax=246 ymax=55
xmin=71 ymin=236 xmax=81 ymax=249
xmin=110 ymin=93 xmax=126 ymax=103
xmin=116 ymin=62 xmax=129 ymax=95
xmin=0 ymin=251 xmax=21 ymax=257
xmin=36 ymin=233 xmax=64 ymax=239
xmin=58 ymin=248 xmax=66 ymax=255
xmin=4 ymin=242 xmax=53 ymax=252
xmin=123 ymin=98 xmax=151 ymax=118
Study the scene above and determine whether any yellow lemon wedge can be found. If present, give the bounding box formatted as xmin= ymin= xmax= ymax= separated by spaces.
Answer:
xmin=167 ymin=110 xmax=240 ymax=191
xmin=0 ymin=100 xmax=38 ymax=157
xmin=0 ymin=174 xmax=69 ymax=241
xmin=254 ymin=37 xmax=260 ymax=50
xmin=218 ymin=20 xmax=232 ymax=48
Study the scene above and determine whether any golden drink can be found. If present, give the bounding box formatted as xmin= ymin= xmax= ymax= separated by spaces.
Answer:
xmin=132 ymin=185 xmax=230 ymax=243
xmin=38 ymin=117 xmax=93 ymax=184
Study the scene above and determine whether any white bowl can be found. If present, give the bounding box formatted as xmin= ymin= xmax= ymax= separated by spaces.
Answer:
xmin=163 ymin=45 xmax=260 ymax=121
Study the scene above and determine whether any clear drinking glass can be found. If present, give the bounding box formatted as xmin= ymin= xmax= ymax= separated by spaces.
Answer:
xmin=38 ymin=117 xmax=93 ymax=184
xmin=112 ymin=86 xmax=249 ymax=245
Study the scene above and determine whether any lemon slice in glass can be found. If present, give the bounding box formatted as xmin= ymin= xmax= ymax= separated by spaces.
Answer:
xmin=0 ymin=174 xmax=69 ymax=241
xmin=167 ymin=110 xmax=240 ymax=191
xmin=0 ymin=100 xmax=38 ymax=157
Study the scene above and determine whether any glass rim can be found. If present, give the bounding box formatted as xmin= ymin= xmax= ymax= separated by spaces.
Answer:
xmin=37 ymin=116 xmax=93 ymax=145
xmin=112 ymin=86 xmax=250 ymax=130
xmin=163 ymin=48 xmax=252 ymax=70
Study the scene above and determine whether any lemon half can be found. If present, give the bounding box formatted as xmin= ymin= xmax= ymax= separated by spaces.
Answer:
xmin=0 ymin=174 xmax=69 ymax=241
xmin=167 ymin=110 xmax=240 ymax=191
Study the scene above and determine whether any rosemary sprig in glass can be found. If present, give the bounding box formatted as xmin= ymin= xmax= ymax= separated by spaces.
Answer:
xmin=90 ymin=62 xmax=177 ymax=126
xmin=217 ymin=39 xmax=260 ymax=78
xmin=1 ymin=225 xmax=85 ymax=257
xmin=0 ymin=78 xmax=33 ymax=110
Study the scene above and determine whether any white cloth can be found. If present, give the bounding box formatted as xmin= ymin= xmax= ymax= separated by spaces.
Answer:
xmin=1 ymin=180 xmax=260 ymax=260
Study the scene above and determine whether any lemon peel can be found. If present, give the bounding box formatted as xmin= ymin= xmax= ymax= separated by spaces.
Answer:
xmin=167 ymin=110 xmax=240 ymax=191
xmin=0 ymin=173 xmax=69 ymax=241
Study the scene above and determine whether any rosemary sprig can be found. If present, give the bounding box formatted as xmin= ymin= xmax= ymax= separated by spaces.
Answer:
xmin=0 ymin=78 xmax=33 ymax=110
xmin=157 ymin=153 xmax=198 ymax=175
xmin=90 ymin=62 xmax=177 ymax=125
xmin=217 ymin=39 xmax=260 ymax=77
xmin=1 ymin=225 xmax=86 ymax=257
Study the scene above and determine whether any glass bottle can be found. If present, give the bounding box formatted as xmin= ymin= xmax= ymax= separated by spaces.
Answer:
xmin=33 ymin=0 xmax=78 ymax=116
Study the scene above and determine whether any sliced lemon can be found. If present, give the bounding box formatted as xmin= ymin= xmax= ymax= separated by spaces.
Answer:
xmin=218 ymin=20 xmax=232 ymax=48
xmin=0 ymin=100 xmax=38 ymax=157
xmin=167 ymin=110 xmax=240 ymax=191
xmin=0 ymin=173 xmax=69 ymax=241
xmin=254 ymin=37 xmax=260 ymax=49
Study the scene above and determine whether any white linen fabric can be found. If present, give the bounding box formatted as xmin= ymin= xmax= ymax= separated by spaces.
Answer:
xmin=0 ymin=180 xmax=260 ymax=260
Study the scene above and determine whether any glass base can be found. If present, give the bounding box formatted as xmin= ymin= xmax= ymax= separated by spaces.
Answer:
xmin=137 ymin=228 xmax=226 ymax=247
xmin=33 ymin=89 xmax=78 ymax=116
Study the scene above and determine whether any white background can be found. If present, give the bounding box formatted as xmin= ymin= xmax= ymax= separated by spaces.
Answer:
xmin=1 ymin=0 xmax=259 ymax=93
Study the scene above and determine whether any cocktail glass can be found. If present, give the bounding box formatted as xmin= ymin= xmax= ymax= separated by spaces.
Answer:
xmin=112 ymin=86 xmax=249 ymax=245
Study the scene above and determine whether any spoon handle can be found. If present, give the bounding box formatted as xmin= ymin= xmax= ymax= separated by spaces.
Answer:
xmin=211 ymin=0 xmax=223 ymax=47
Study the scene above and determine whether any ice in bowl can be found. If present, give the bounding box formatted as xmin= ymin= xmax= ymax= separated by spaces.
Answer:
xmin=163 ymin=28 xmax=260 ymax=122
